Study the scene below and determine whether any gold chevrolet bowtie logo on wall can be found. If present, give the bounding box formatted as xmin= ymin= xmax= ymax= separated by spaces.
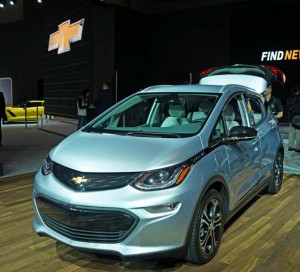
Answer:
xmin=48 ymin=18 xmax=85 ymax=54
xmin=71 ymin=176 xmax=89 ymax=184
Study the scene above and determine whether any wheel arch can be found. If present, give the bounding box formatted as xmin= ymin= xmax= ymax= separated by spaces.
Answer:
xmin=201 ymin=175 xmax=229 ymax=218
xmin=183 ymin=174 xmax=230 ymax=252
xmin=183 ymin=174 xmax=229 ymax=263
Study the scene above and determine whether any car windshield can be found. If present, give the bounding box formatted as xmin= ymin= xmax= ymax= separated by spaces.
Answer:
xmin=85 ymin=92 xmax=219 ymax=138
xmin=13 ymin=101 xmax=43 ymax=108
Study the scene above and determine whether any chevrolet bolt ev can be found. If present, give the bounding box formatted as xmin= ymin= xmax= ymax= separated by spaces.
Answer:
xmin=33 ymin=65 xmax=285 ymax=264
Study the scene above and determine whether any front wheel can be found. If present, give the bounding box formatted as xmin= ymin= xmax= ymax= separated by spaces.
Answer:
xmin=267 ymin=151 xmax=283 ymax=194
xmin=186 ymin=189 xmax=225 ymax=264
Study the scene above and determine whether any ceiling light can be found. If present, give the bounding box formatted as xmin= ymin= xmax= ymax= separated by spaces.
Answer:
xmin=37 ymin=0 xmax=42 ymax=3
xmin=9 ymin=0 xmax=16 ymax=5
xmin=0 ymin=0 xmax=7 ymax=8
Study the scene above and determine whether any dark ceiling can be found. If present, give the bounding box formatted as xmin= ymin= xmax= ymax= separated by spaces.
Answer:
xmin=114 ymin=0 xmax=248 ymax=13
xmin=0 ymin=0 xmax=298 ymax=24
xmin=0 ymin=0 xmax=248 ymax=24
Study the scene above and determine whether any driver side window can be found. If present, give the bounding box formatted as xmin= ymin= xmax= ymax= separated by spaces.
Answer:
xmin=210 ymin=118 xmax=225 ymax=144
xmin=245 ymin=96 xmax=265 ymax=127
xmin=223 ymin=96 xmax=242 ymax=132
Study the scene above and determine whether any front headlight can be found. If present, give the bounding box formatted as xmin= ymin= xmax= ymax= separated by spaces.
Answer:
xmin=131 ymin=163 xmax=191 ymax=191
xmin=42 ymin=155 xmax=52 ymax=175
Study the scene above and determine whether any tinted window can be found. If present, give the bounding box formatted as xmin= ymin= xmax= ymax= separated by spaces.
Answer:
xmin=210 ymin=118 xmax=225 ymax=144
xmin=27 ymin=102 xmax=43 ymax=107
xmin=222 ymin=95 xmax=248 ymax=132
xmin=245 ymin=95 xmax=265 ymax=127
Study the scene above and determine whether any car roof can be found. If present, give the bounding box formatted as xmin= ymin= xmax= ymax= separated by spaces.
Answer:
xmin=140 ymin=83 xmax=260 ymax=98
xmin=141 ymin=84 xmax=226 ymax=94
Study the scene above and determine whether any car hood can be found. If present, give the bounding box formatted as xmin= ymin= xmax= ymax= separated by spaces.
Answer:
xmin=50 ymin=131 xmax=203 ymax=172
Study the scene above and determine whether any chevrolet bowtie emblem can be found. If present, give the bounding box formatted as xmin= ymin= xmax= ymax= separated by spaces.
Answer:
xmin=48 ymin=18 xmax=85 ymax=54
xmin=71 ymin=176 xmax=89 ymax=185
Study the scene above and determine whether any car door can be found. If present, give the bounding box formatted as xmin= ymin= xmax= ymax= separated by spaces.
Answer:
xmin=244 ymin=93 xmax=279 ymax=182
xmin=13 ymin=102 xmax=26 ymax=121
xmin=222 ymin=94 xmax=262 ymax=208
xmin=25 ymin=101 xmax=37 ymax=120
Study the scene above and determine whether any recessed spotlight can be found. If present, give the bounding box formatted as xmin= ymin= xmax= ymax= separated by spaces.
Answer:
xmin=0 ymin=0 xmax=7 ymax=8
xmin=9 ymin=0 xmax=16 ymax=5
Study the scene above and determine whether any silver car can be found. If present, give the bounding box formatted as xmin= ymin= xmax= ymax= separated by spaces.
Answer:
xmin=32 ymin=65 xmax=284 ymax=264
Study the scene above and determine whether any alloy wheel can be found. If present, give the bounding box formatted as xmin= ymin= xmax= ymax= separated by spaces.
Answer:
xmin=199 ymin=198 xmax=223 ymax=256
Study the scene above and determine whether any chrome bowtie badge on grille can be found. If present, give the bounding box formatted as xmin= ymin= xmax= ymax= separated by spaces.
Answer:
xmin=71 ymin=176 xmax=89 ymax=184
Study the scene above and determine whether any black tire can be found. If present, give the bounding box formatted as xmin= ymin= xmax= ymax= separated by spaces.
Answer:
xmin=267 ymin=151 xmax=283 ymax=194
xmin=186 ymin=189 xmax=225 ymax=264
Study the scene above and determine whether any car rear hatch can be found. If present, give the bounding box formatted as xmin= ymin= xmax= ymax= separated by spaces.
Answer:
xmin=199 ymin=64 xmax=286 ymax=94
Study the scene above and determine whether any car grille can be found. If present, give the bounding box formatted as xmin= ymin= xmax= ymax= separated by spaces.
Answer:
xmin=36 ymin=196 xmax=139 ymax=243
xmin=52 ymin=162 xmax=140 ymax=192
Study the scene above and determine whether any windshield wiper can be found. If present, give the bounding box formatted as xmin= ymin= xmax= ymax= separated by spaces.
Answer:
xmin=83 ymin=127 xmax=181 ymax=138
xmin=126 ymin=131 xmax=181 ymax=138
xmin=82 ymin=126 xmax=106 ymax=133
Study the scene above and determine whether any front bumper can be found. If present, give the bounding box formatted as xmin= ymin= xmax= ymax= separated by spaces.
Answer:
xmin=32 ymin=170 xmax=199 ymax=257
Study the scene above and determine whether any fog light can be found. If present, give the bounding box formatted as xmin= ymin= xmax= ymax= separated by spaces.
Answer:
xmin=145 ymin=202 xmax=180 ymax=213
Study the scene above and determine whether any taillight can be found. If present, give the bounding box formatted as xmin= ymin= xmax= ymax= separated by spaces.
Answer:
xmin=260 ymin=64 xmax=286 ymax=85
xmin=200 ymin=66 xmax=218 ymax=78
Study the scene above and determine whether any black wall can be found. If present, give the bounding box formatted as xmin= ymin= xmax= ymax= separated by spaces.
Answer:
xmin=230 ymin=1 xmax=300 ymax=104
xmin=114 ymin=5 xmax=230 ymax=101
xmin=42 ymin=0 xmax=92 ymax=117
xmin=2 ymin=0 xmax=300 ymax=118
xmin=92 ymin=5 xmax=115 ymax=100
xmin=0 ymin=1 xmax=43 ymax=104
xmin=149 ymin=7 xmax=230 ymax=75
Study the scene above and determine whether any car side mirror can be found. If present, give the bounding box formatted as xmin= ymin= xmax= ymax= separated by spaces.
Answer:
xmin=227 ymin=126 xmax=257 ymax=142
